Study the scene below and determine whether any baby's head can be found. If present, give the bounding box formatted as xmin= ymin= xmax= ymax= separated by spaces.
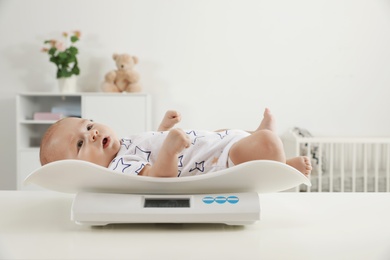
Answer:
xmin=40 ymin=117 xmax=121 ymax=167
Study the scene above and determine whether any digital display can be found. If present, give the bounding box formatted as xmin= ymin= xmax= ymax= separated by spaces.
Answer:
xmin=144 ymin=198 xmax=190 ymax=208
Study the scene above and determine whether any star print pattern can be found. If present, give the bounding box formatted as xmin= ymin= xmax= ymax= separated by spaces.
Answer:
xmin=192 ymin=136 xmax=205 ymax=145
xmin=135 ymin=146 xmax=151 ymax=162
xmin=121 ymin=138 xmax=132 ymax=149
xmin=135 ymin=163 xmax=146 ymax=174
xmin=107 ymin=129 xmax=249 ymax=177
xmin=112 ymin=158 xmax=132 ymax=173
xmin=217 ymin=130 xmax=229 ymax=139
xmin=189 ymin=161 xmax=205 ymax=173
xmin=186 ymin=130 xmax=197 ymax=137
xmin=186 ymin=130 xmax=206 ymax=145
xmin=178 ymin=155 xmax=184 ymax=167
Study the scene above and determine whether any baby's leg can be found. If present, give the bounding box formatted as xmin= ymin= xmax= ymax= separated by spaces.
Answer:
xmin=229 ymin=132 xmax=312 ymax=176
xmin=256 ymin=107 xmax=276 ymax=132
xmin=230 ymin=108 xmax=312 ymax=176
xmin=229 ymin=108 xmax=285 ymax=163
xmin=229 ymin=129 xmax=286 ymax=165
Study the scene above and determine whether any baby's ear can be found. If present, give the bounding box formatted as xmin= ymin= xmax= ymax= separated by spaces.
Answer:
xmin=132 ymin=56 xmax=139 ymax=64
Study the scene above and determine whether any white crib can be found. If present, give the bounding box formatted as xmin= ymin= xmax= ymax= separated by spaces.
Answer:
xmin=283 ymin=128 xmax=390 ymax=192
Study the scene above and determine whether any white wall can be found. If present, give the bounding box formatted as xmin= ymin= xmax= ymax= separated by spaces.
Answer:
xmin=1 ymin=0 xmax=390 ymax=189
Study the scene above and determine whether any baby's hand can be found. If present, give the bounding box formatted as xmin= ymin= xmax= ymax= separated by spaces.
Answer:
xmin=164 ymin=128 xmax=190 ymax=155
xmin=145 ymin=128 xmax=190 ymax=177
xmin=158 ymin=110 xmax=182 ymax=131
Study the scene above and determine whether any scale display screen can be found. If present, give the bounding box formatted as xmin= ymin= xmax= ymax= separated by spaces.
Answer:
xmin=144 ymin=198 xmax=190 ymax=208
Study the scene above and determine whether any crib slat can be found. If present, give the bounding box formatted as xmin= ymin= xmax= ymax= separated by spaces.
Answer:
xmin=340 ymin=143 xmax=345 ymax=192
xmin=374 ymin=144 xmax=379 ymax=192
xmin=329 ymin=143 xmax=334 ymax=192
xmin=364 ymin=144 xmax=368 ymax=192
xmin=317 ymin=144 xmax=322 ymax=192
xmin=318 ymin=144 xmax=322 ymax=192
xmin=386 ymin=144 xmax=390 ymax=192
xmin=352 ymin=144 xmax=356 ymax=192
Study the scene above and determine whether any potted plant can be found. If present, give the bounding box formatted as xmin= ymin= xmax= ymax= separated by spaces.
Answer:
xmin=42 ymin=31 xmax=81 ymax=92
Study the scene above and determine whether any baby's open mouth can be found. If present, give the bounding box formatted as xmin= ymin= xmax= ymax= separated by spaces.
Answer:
xmin=102 ymin=137 xmax=110 ymax=148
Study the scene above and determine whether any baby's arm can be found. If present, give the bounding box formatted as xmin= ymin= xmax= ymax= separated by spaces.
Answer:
xmin=157 ymin=110 xmax=181 ymax=131
xmin=139 ymin=128 xmax=190 ymax=177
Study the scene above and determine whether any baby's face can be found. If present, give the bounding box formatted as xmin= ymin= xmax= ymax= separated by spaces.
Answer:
xmin=49 ymin=118 xmax=121 ymax=167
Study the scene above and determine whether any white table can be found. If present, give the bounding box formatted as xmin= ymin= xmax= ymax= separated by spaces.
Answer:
xmin=0 ymin=191 xmax=389 ymax=260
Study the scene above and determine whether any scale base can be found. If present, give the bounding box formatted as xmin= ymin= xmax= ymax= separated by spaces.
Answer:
xmin=71 ymin=192 xmax=261 ymax=226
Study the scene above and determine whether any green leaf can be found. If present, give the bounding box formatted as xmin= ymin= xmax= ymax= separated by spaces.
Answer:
xmin=70 ymin=36 xmax=79 ymax=43
xmin=68 ymin=46 xmax=78 ymax=55
xmin=72 ymin=66 xmax=80 ymax=75
xmin=48 ymin=47 xmax=56 ymax=55
xmin=58 ymin=52 xmax=67 ymax=59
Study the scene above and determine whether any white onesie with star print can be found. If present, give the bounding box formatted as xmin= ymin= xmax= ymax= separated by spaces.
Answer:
xmin=108 ymin=129 xmax=250 ymax=177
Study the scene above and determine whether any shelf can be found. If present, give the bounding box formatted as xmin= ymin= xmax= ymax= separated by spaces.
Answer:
xmin=19 ymin=147 xmax=40 ymax=152
xmin=19 ymin=120 xmax=58 ymax=125
xmin=18 ymin=92 xmax=148 ymax=97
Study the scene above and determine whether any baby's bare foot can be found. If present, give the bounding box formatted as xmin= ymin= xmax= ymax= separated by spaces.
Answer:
xmin=257 ymin=108 xmax=276 ymax=132
xmin=286 ymin=156 xmax=312 ymax=176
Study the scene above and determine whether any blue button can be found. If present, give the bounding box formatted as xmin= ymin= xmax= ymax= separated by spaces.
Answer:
xmin=202 ymin=196 xmax=215 ymax=204
xmin=227 ymin=196 xmax=239 ymax=204
xmin=215 ymin=196 xmax=227 ymax=204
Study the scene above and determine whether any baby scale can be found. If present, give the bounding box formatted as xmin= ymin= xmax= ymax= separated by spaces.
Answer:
xmin=24 ymin=160 xmax=311 ymax=226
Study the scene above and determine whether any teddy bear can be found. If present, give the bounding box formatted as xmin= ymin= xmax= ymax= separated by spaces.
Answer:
xmin=101 ymin=53 xmax=141 ymax=93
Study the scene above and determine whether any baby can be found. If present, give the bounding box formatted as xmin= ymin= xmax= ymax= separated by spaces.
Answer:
xmin=40 ymin=108 xmax=312 ymax=177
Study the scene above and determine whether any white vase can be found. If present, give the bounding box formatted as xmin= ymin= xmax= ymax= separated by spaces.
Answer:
xmin=58 ymin=76 xmax=77 ymax=93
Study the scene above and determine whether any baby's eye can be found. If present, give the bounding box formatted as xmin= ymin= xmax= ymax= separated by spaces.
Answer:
xmin=87 ymin=124 xmax=93 ymax=131
xmin=77 ymin=140 xmax=83 ymax=150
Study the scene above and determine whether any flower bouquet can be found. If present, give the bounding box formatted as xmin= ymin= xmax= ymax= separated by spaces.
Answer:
xmin=42 ymin=31 xmax=81 ymax=78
